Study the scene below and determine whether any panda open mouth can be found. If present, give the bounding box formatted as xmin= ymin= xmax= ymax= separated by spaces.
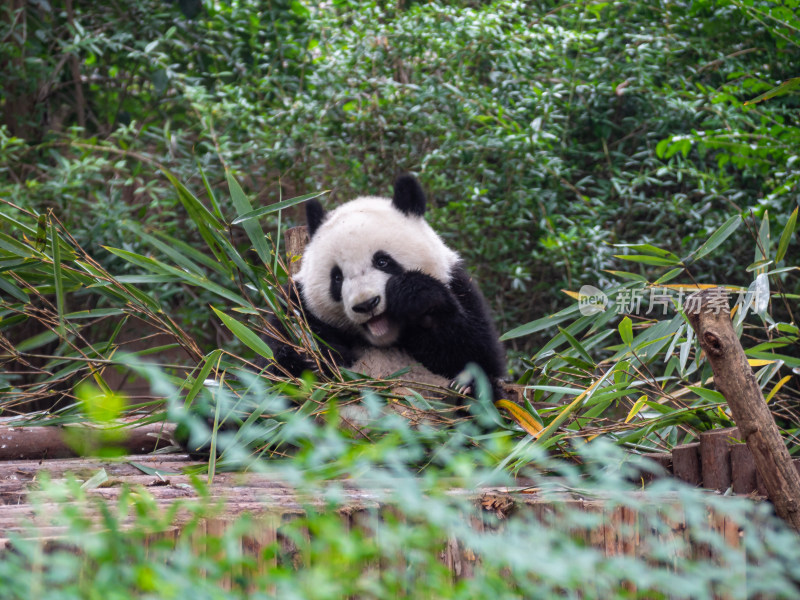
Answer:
xmin=365 ymin=314 xmax=391 ymax=339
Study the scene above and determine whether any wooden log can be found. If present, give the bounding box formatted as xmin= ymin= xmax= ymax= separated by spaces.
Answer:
xmin=0 ymin=422 xmax=176 ymax=461
xmin=699 ymin=427 xmax=739 ymax=492
xmin=629 ymin=452 xmax=672 ymax=486
xmin=639 ymin=452 xmax=673 ymax=483
xmin=731 ymin=443 xmax=758 ymax=495
xmin=672 ymin=443 xmax=702 ymax=486
xmin=686 ymin=287 xmax=800 ymax=530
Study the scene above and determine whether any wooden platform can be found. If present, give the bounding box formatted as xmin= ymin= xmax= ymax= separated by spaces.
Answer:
xmin=0 ymin=452 xmax=743 ymax=559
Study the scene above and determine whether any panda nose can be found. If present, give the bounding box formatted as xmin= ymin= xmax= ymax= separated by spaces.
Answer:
xmin=352 ymin=296 xmax=381 ymax=314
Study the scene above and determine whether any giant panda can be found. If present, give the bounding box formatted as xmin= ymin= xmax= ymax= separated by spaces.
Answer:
xmin=266 ymin=174 xmax=505 ymax=398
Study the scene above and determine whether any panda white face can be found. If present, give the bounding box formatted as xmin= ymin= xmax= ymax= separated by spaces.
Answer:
xmin=296 ymin=193 xmax=459 ymax=347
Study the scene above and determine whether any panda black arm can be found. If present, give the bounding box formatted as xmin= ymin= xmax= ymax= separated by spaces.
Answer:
xmin=386 ymin=265 xmax=506 ymax=382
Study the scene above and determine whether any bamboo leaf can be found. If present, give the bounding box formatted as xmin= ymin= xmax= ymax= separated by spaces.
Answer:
xmin=129 ymin=462 xmax=181 ymax=477
xmin=687 ymin=214 xmax=742 ymax=263
xmin=765 ymin=375 xmax=793 ymax=404
xmin=625 ymin=396 xmax=648 ymax=423
xmin=603 ymin=270 xmax=649 ymax=282
xmin=775 ymin=207 xmax=798 ymax=264
xmin=495 ymin=399 xmax=543 ymax=436
xmin=747 ymin=358 xmax=777 ymax=367
xmin=688 ymin=386 xmax=726 ymax=404
xmin=211 ymin=306 xmax=274 ymax=360
xmin=744 ymin=77 xmax=800 ymax=106
xmin=160 ymin=167 xmax=230 ymax=267
xmin=105 ymin=247 xmax=249 ymax=307
xmin=65 ymin=308 xmax=125 ymax=320
xmin=653 ymin=268 xmax=683 ymax=285
xmin=679 ymin=325 xmax=693 ymax=374
xmin=755 ymin=211 xmax=770 ymax=266
xmin=619 ymin=316 xmax=633 ymax=346
xmin=501 ymin=304 xmax=580 ymax=341
xmin=16 ymin=329 xmax=60 ymax=352
xmin=614 ymin=254 xmax=680 ymax=267
xmin=160 ymin=168 xmax=222 ymax=229
xmin=232 ymin=190 xmax=329 ymax=224
xmin=534 ymin=370 xmax=614 ymax=445
xmin=0 ymin=231 xmax=40 ymax=259
xmin=80 ymin=469 xmax=109 ymax=490
xmin=198 ymin=163 xmax=224 ymax=220
xmin=558 ymin=326 xmax=595 ymax=365
xmin=614 ymin=243 xmax=679 ymax=261
xmin=227 ymin=171 xmax=272 ymax=267
xmin=528 ymin=385 xmax=587 ymax=395
xmin=184 ymin=349 xmax=224 ymax=407
xmin=153 ymin=230 xmax=230 ymax=276
xmin=50 ymin=221 xmax=66 ymax=335
xmin=124 ymin=223 xmax=207 ymax=277
xmin=0 ymin=275 xmax=29 ymax=303
xmin=0 ymin=210 xmax=38 ymax=238
xmin=746 ymin=259 xmax=773 ymax=272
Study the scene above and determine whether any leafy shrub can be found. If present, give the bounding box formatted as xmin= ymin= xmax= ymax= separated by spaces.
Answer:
xmin=3 ymin=0 xmax=798 ymax=359
xmin=5 ymin=387 xmax=800 ymax=599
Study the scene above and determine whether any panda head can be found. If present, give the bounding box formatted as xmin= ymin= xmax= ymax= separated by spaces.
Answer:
xmin=295 ymin=174 xmax=459 ymax=347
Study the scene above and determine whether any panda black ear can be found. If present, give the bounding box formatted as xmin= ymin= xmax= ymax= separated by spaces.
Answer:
xmin=306 ymin=199 xmax=326 ymax=237
xmin=392 ymin=173 xmax=426 ymax=217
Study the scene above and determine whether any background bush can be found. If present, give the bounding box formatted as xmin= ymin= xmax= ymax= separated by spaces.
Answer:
xmin=2 ymin=0 xmax=798 ymax=360
xmin=1 ymin=4 xmax=799 ymax=594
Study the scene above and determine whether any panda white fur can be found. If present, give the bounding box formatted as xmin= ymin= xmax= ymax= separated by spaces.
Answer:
xmin=266 ymin=174 xmax=505 ymax=396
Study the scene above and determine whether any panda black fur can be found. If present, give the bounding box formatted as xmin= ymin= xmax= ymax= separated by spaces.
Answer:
xmin=266 ymin=174 xmax=505 ymax=395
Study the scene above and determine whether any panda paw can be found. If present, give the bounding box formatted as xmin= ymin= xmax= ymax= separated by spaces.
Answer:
xmin=386 ymin=271 xmax=455 ymax=323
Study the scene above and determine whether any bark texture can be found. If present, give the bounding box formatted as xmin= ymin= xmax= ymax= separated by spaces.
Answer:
xmin=686 ymin=287 xmax=800 ymax=530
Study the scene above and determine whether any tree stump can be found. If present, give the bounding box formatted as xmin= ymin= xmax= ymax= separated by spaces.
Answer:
xmin=699 ymin=427 xmax=739 ymax=492
xmin=672 ymin=443 xmax=702 ymax=486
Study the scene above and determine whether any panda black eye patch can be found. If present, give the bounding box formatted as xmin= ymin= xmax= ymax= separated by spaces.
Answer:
xmin=330 ymin=266 xmax=343 ymax=302
xmin=372 ymin=251 xmax=403 ymax=275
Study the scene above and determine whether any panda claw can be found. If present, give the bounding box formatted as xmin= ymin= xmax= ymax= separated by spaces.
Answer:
xmin=449 ymin=377 xmax=474 ymax=396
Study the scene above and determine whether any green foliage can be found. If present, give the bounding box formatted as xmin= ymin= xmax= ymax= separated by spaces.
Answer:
xmin=6 ymin=401 xmax=800 ymax=598
xmin=2 ymin=0 xmax=799 ymax=358
xmin=1 ymin=3 xmax=800 ymax=593
xmin=503 ymin=207 xmax=799 ymax=456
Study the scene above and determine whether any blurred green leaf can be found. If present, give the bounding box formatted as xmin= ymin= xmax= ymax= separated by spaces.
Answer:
xmin=744 ymin=77 xmax=800 ymax=105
